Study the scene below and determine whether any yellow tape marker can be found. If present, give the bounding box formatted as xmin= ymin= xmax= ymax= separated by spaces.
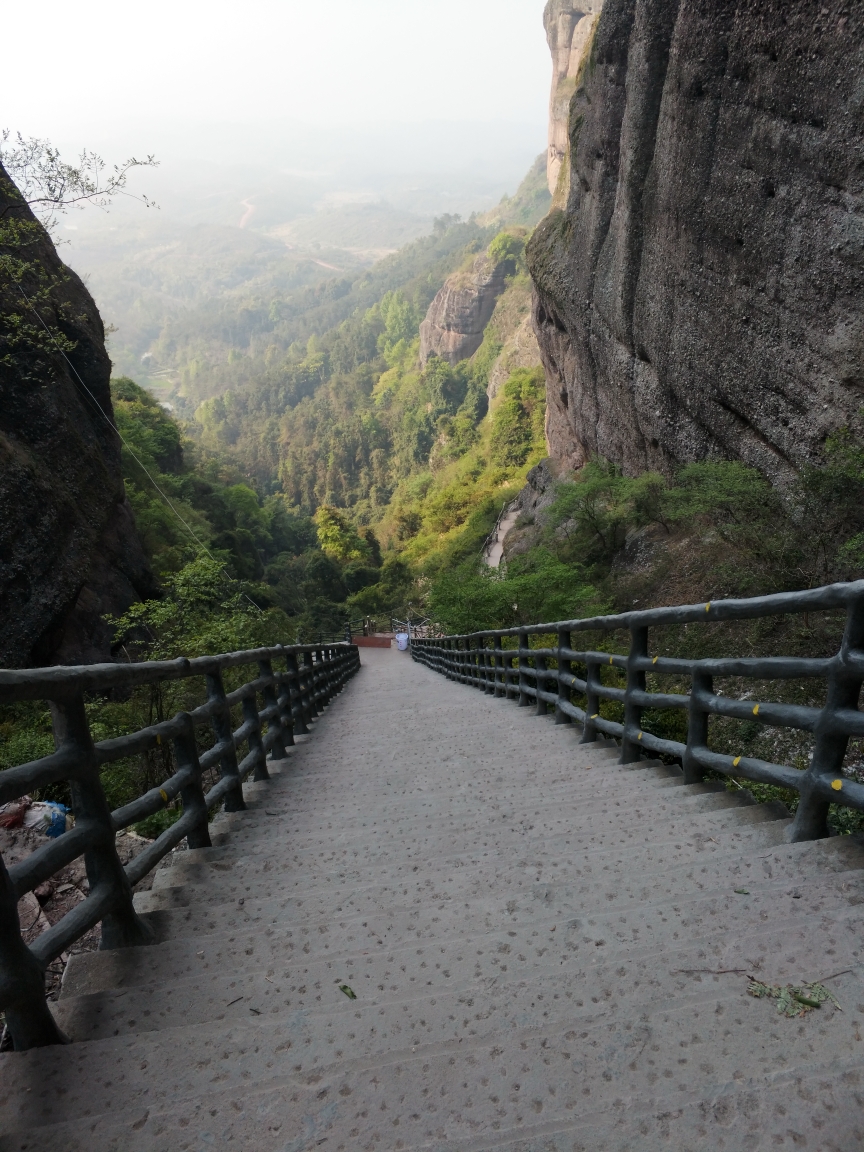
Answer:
xmin=590 ymin=714 xmax=599 ymax=720
xmin=637 ymin=732 xmax=643 ymax=741
xmin=159 ymin=788 xmax=169 ymax=803
xmin=733 ymin=755 xmax=741 ymax=767
xmin=156 ymin=734 xmax=161 ymax=745
xmin=652 ymin=656 xmax=658 ymax=664
xmin=609 ymin=656 xmax=614 ymax=665
xmin=752 ymin=704 xmax=760 ymax=716
xmin=832 ymin=778 xmax=843 ymax=791
xmin=705 ymin=602 xmax=711 ymax=613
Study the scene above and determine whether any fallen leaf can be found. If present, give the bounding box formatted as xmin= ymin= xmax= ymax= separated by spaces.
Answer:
xmin=747 ymin=978 xmax=841 ymax=1017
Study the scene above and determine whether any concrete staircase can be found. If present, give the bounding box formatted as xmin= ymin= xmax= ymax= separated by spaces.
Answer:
xmin=2 ymin=647 xmax=864 ymax=1150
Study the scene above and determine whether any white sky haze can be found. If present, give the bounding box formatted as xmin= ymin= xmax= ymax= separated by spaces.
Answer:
xmin=3 ymin=0 xmax=550 ymax=135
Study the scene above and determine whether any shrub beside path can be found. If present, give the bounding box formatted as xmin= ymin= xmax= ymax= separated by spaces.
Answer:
xmin=2 ymin=647 xmax=864 ymax=1149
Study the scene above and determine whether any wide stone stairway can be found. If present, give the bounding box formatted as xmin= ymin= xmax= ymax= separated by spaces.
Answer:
xmin=3 ymin=647 xmax=864 ymax=1150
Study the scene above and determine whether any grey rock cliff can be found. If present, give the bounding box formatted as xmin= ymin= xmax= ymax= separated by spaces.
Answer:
xmin=544 ymin=0 xmax=604 ymax=195
xmin=0 ymin=164 xmax=157 ymax=667
xmin=419 ymin=253 xmax=509 ymax=366
xmin=528 ymin=0 xmax=864 ymax=482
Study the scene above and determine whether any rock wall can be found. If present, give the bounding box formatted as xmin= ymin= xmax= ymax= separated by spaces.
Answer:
xmin=0 ymin=165 xmax=157 ymax=667
xmin=544 ymin=0 xmax=605 ymax=195
xmin=528 ymin=0 xmax=864 ymax=482
xmin=419 ymin=252 xmax=509 ymax=366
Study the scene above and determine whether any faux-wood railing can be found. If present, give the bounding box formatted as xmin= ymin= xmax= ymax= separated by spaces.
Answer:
xmin=0 ymin=641 xmax=359 ymax=1050
xmin=413 ymin=582 xmax=864 ymax=845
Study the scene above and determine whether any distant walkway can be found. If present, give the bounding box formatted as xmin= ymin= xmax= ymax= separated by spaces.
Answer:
xmin=3 ymin=647 xmax=864 ymax=1148
xmin=483 ymin=502 xmax=519 ymax=567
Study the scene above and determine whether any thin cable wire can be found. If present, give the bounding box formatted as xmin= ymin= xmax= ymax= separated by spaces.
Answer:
xmin=13 ymin=280 xmax=263 ymax=613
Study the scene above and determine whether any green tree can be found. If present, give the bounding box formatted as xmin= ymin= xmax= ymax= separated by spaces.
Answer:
xmin=315 ymin=505 xmax=370 ymax=564
xmin=490 ymin=366 xmax=546 ymax=466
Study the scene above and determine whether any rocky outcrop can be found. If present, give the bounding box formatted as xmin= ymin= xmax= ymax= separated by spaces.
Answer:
xmin=0 ymin=165 xmax=157 ymax=667
xmin=544 ymin=0 xmax=604 ymax=194
xmin=477 ymin=275 xmax=543 ymax=401
xmin=487 ymin=313 xmax=542 ymax=401
xmin=528 ymin=0 xmax=864 ymax=483
xmin=419 ymin=253 xmax=509 ymax=366
xmin=501 ymin=457 xmax=574 ymax=562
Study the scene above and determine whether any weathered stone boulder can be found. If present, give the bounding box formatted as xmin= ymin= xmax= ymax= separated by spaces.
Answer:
xmin=0 ymin=164 xmax=157 ymax=667
xmin=419 ymin=253 xmax=509 ymax=366
xmin=528 ymin=0 xmax=864 ymax=483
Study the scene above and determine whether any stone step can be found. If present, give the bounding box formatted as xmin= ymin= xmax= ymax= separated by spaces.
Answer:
xmin=135 ymin=817 xmax=853 ymax=928
xmin=162 ymin=804 xmax=784 ymax=890
xmin=5 ymin=972 xmax=863 ymax=1145
xmin=133 ymin=847 xmax=864 ymax=951
xmin=58 ymin=872 xmax=864 ymax=1028
xmin=152 ymin=792 xmax=797 ymax=880
xmin=144 ymin=820 xmax=797 ymax=916
xmin=204 ymin=780 xmax=754 ymax=852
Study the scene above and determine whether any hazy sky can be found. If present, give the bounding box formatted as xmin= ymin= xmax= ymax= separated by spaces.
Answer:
xmin=3 ymin=0 xmax=551 ymax=140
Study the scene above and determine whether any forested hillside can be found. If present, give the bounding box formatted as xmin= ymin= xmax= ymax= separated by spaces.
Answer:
xmin=113 ymin=136 xmax=864 ymax=661
xmin=105 ymin=157 xmax=555 ymax=640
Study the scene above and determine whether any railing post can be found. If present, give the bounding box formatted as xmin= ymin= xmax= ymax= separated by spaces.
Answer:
xmin=580 ymin=657 xmax=600 ymax=743
xmin=505 ymin=644 xmax=518 ymax=700
xmin=278 ymin=662 xmax=297 ymax=747
xmin=206 ymin=668 xmax=246 ymax=812
xmin=51 ymin=693 xmax=155 ymax=948
xmin=518 ymin=629 xmax=530 ymax=706
xmin=0 ymin=854 xmax=67 ymax=1050
xmin=621 ymin=626 xmax=648 ymax=763
xmin=259 ymin=658 xmax=289 ymax=760
xmin=303 ymin=651 xmax=319 ymax=719
xmin=683 ymin=670 xmax=711 ymax=784
xmin=494 ymin=636 xmax=505 ymax=697
xmin=556 ymin=628 xmax=572 ymax=724
xmin=285 ymin=651 xmax=309 ymax=735
xmin=322 ymin=646 xmax=336 ymax=702
xmin=788 ymin=597 xmax=864 ymax=841
xmin=535 ymin=649 xmax=550 ymax=716
xmin=482 ymin=637 xmax=494 ymax=694
xmin=174 ymin=713 xmax=211 ymax=850
xmin=242 ymin=689 xmax=269 ymax=783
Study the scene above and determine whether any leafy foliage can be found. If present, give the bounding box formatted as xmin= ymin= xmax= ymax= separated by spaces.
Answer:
xmin=0 ymin=134 xmax=156 ymax=369
xmin=0 ymin=130 xmax=156 ymax=234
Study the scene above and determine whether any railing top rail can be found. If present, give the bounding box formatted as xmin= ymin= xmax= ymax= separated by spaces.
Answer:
xmin=0 ymin=641 xmax=351 ymax=702
xmin=416 ymin=580 xmax=864 ymax=642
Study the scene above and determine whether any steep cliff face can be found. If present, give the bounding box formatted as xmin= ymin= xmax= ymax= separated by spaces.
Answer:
xmin=544 ymin=0 xmax=604 ymax=194
xmin=0 ymin=166 xmax=157 ymax=668
xmin=528 ymin=0 xmax=864 ymax=481
xmin=419 ymin=252 xmax=509 ymax=366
